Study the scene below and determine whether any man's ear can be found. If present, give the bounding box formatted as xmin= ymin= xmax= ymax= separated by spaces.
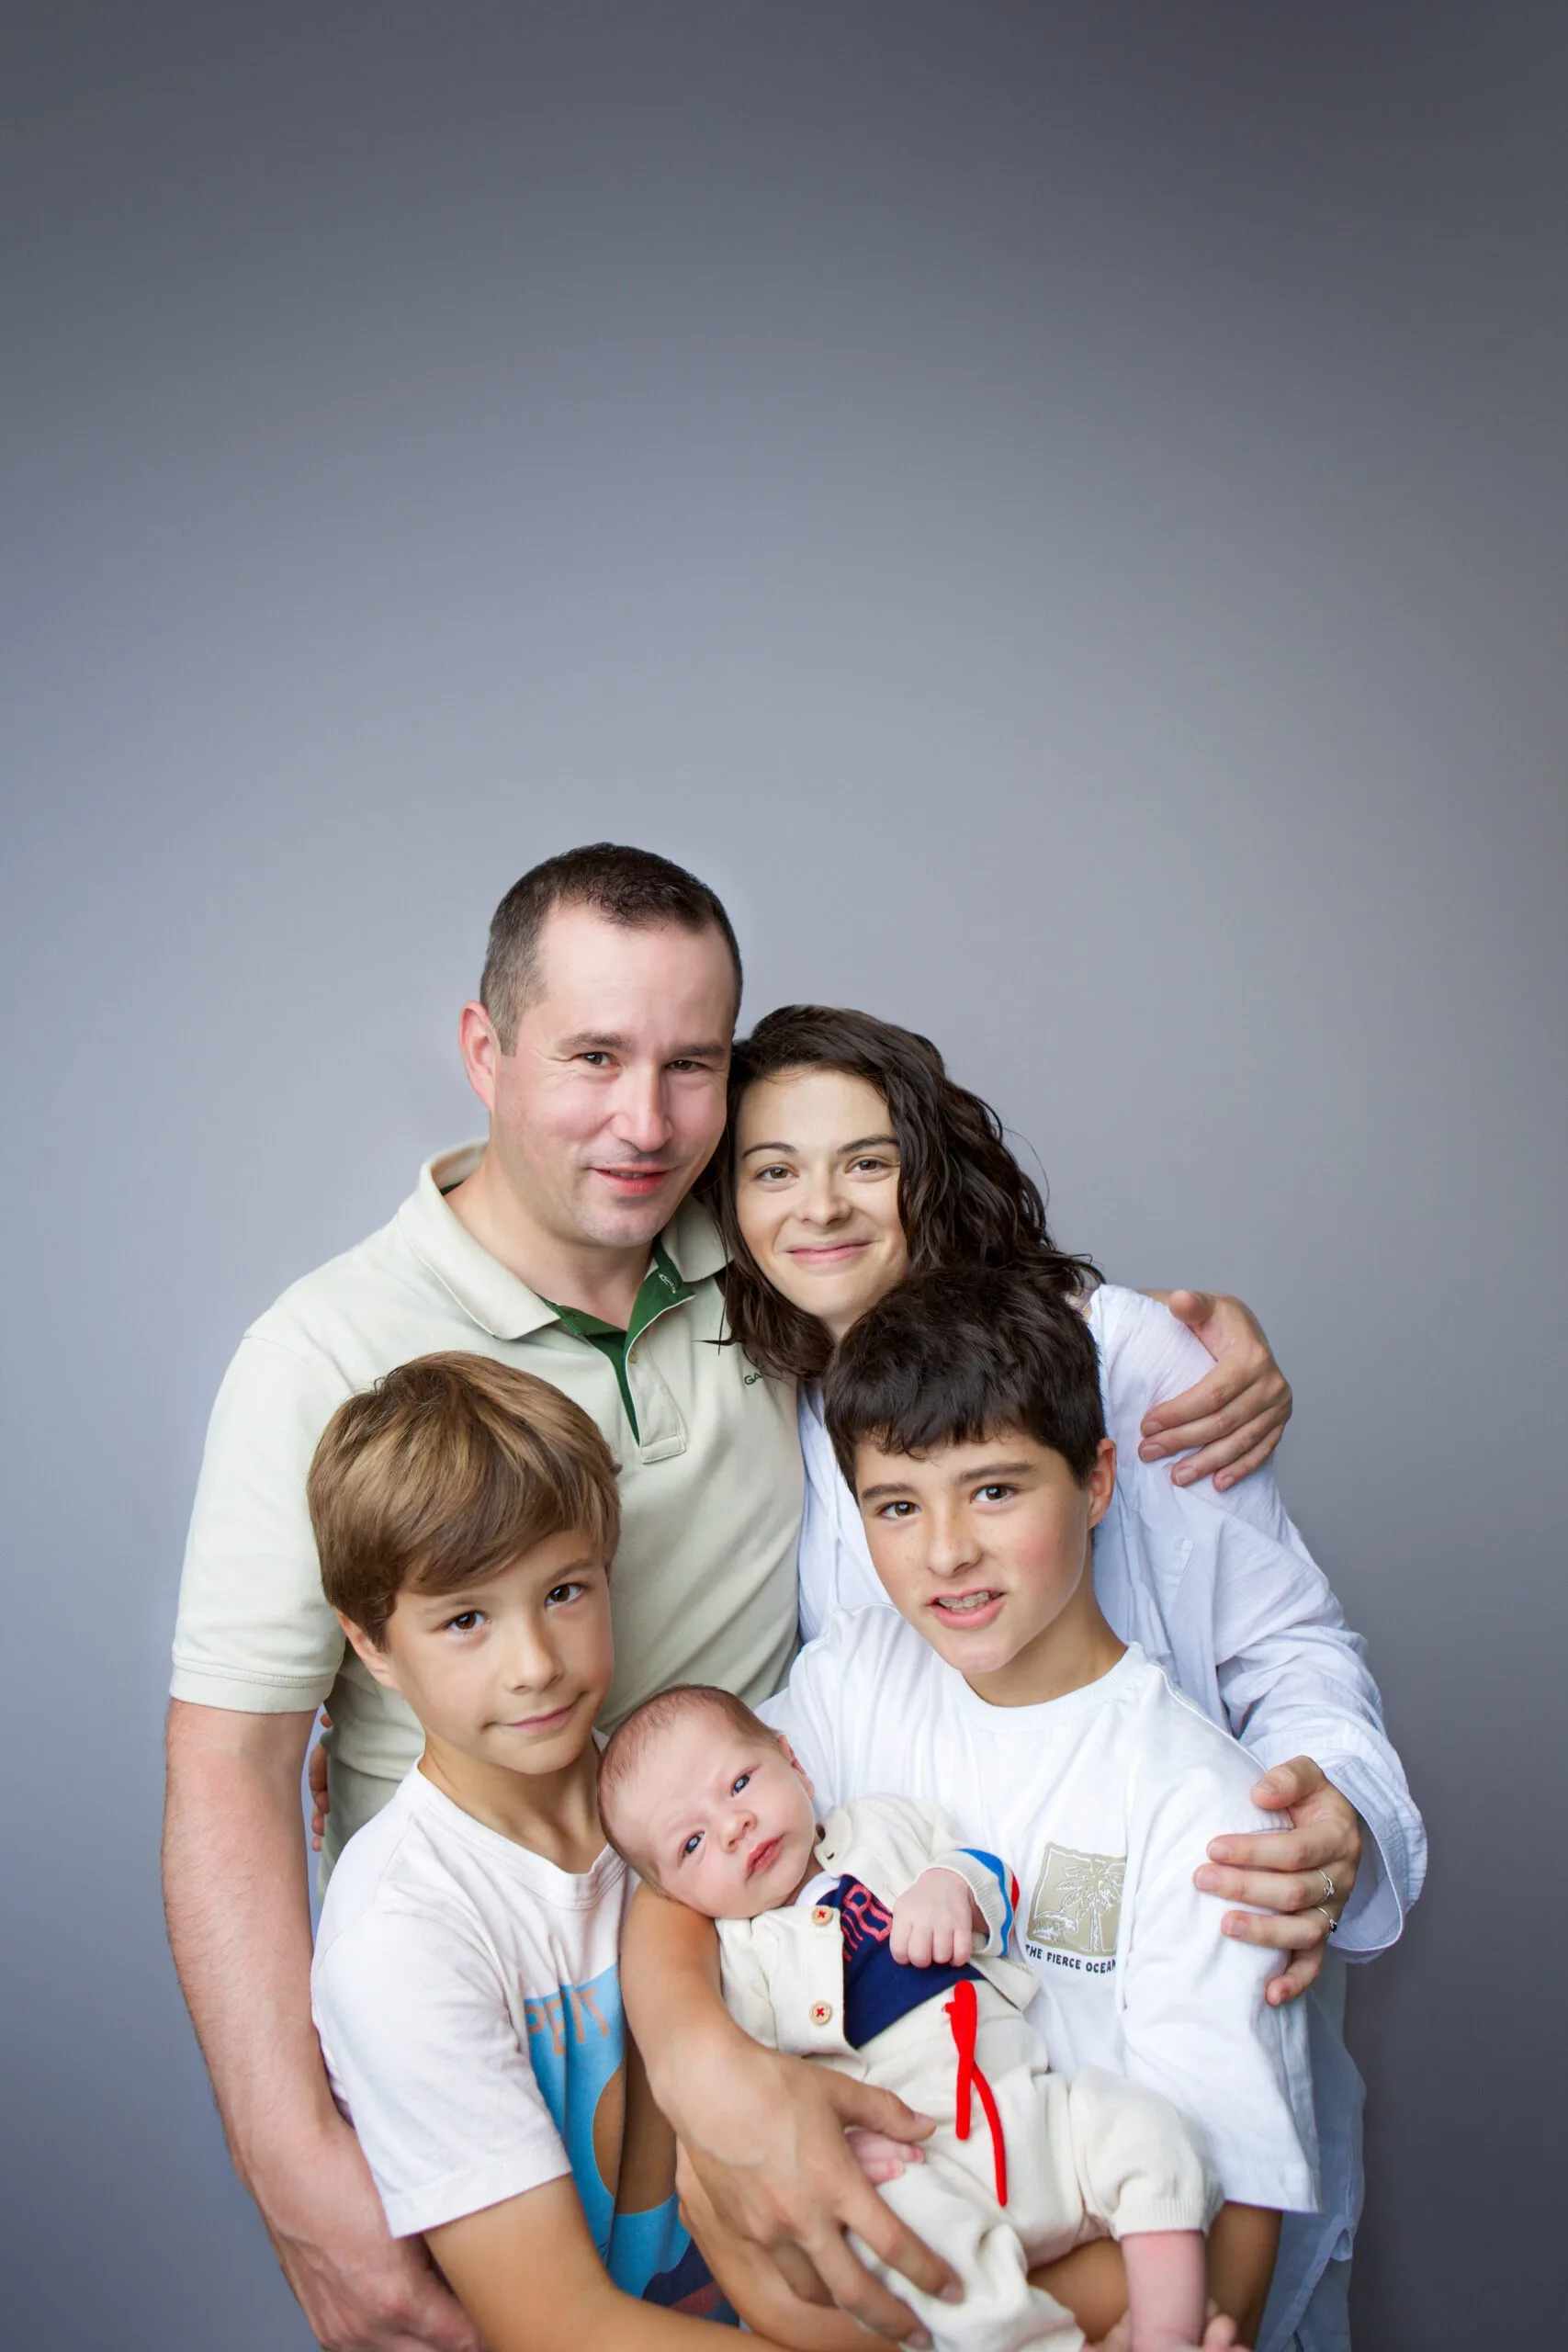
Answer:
xmin=337 ymin=1609 xmax=402 ymax=1695
xmin=775 ymin=1730 xmax=816 ymax=1804
xmin=1085 ymin=1436 xmax=1117 ymax=1532
xmin=457 ymin=1000 xmax=502 ymax=1113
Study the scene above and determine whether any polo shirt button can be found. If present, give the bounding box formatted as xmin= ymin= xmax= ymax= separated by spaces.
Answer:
xmin=809 ymin=2001 xmax=834 ymax=2027
xmin=811 ymin=1906 xmax=833 ymax=1926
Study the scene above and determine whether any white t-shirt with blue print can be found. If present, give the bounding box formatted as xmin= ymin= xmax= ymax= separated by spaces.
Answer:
xmin=312 ymin=1765 xmax=710 ymax=2311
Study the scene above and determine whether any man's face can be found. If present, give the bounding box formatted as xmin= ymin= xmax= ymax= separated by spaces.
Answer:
xmin=620 ymin=1713 xmax=819 ymax=1920
xmin=344 ymin=1530 xmax=615 ymax=1785
xmin=855 ymin=1427 xmax=1116 ymax=1703
xmin=476 ymin=904 xmax=735 ymax=1255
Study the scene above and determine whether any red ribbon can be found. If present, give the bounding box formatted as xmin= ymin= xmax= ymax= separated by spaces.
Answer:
xmin=944 ymin=1978 xmax=1008 ymax=2206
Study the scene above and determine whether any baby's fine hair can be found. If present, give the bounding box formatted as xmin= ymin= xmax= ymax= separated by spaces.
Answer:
xmin=598 ymin=1683 xmax=768 ymax=1882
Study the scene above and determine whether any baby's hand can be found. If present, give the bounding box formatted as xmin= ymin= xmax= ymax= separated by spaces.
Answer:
xmin=889 ymin=1867 xmax=979 ymax=1967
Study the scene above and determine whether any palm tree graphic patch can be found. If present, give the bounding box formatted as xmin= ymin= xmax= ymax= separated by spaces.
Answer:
xmin=1025 ymin=1846 xmax=1125 ymax=1957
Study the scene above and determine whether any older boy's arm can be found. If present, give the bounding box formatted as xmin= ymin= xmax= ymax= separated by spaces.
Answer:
xmin=162 ymin=1700 xmax=479 ymax=2352
xmin=430 ymin=2177 xmax=794 ymax=2351
xmin=621 ymin=1885 xmax=956 ymax=2342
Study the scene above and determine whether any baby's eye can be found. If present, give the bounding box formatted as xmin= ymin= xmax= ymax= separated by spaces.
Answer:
xmin=681 ymin=1832 xmax=703 ymax=1859
xmin=730 ymin=1771 xmax=751 ymax=1795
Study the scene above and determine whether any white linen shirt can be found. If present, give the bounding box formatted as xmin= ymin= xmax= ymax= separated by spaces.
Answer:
xmin=793 ymin=1282 xmax=1427 ymax=2349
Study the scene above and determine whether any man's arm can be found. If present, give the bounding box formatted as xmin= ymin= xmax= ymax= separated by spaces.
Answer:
xmin=162 ymin=1700 xmax=479 ymax=2352
xmin=621 ymin=1886 xmax=957 ymax=2343
xmin=1134 ymin=1291 xmax=1292 ymax=1490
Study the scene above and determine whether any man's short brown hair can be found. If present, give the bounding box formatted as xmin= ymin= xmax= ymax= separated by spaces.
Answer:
xmin=596 ymin=1683 xmax=767 ymax=1882
xmin=307 ymin=1352 xmax=621 ymax=1645
xmin=479 ymin=842 xmax=743 ymax=1052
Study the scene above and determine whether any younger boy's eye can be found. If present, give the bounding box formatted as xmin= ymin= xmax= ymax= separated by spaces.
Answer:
xmin=446 ymin=1610 xmax=483 ymax=1634
xmin=545 ymin=1581 xmax=585 ymax=1607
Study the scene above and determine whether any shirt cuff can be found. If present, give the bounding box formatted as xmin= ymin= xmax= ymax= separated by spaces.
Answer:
xmin=1301 ymin=1752 xmax=1417 ymax=1958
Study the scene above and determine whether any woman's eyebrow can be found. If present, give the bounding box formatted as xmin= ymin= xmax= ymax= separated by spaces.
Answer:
xmin=739 ymin=1132 xmax=898 ymax=1159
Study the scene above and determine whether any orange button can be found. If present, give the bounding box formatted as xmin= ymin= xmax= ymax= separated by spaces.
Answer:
xmin=811 ymin=1906 xmax=833 ymax=1926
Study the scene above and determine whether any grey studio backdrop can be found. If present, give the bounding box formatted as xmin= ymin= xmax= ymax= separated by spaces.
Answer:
xmin=3 ymin=7 xmax=1562 ymax=2346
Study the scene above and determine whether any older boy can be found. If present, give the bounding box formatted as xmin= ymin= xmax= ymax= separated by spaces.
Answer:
xmin=625 ymin=1267 xmax=1320 ymax=2350
xmin=305 ymin=1351 xmax=777 ymax=2350
xmin=601 ymin=1686 xmax=1224 ymax=2352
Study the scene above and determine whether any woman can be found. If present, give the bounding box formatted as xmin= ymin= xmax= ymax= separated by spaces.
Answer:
xmin=692 ymin=1003 xmax=1424 ymax=2352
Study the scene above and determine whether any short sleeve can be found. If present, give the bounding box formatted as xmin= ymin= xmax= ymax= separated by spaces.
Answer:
xmin=312 ymin=1905 xmax=570 ymax=2238
xmin=171 ymin=1330 xmax=351 ymax=1710
xmin=1120 ymin=1758 xmax=1320 ymax=2214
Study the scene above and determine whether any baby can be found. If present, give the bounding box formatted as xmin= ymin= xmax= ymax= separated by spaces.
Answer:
xmin=599 ymin=1683 xmax=1224 ymax=2352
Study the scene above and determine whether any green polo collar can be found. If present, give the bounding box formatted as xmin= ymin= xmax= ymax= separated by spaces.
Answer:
xmin=542 ymin=1240 xmax=699 ymax=1441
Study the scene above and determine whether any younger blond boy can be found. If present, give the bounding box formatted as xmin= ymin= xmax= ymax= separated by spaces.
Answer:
xmin=305 ymin=1351 xmax=757 ymax=2349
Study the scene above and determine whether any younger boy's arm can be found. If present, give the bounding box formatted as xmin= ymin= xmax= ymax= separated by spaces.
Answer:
xmin=620 ymin=1885 xmax=957 ymax=2342
xmin=429 ymin=2176 xmax=794 ymax=2352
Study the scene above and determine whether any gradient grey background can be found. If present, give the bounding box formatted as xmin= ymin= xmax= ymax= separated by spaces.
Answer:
xmin=4 ymin=6 xmax=1563 ymax=2344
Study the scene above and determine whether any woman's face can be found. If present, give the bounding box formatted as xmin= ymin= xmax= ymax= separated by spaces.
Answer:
xmin=733 ymin=1067 xmax=909 ymax=1342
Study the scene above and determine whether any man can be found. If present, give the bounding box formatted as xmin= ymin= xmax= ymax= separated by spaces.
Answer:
xmin=163 ymin=842 xmax=1296 ymax=2352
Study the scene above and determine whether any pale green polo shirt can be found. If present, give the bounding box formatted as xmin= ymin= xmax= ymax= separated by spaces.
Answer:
xmin=171 ymin=1145 xmax=804 ymax=1874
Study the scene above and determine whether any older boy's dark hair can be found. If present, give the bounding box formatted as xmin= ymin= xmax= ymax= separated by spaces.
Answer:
xmin=480 ymin=842 xmax=743 ymax=1050
xmin=822 ymin=1263 xmax=1106 ymax=1488
xmin=307 ymin=1352 xmax=621 ymax=1645
xmin=597 ymin=1684 xmax=769 ymax=1883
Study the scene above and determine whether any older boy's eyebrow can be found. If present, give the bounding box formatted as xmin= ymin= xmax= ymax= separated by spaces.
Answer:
xmin=856 ymin=1478 xmax=917 ymax=1505
xmin=739 ymin=1132 xmax=898 ymax=1159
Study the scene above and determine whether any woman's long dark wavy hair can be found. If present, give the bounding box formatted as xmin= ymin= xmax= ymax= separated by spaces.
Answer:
xmin=701 ymin=1004 xmax=1100 ymax=1381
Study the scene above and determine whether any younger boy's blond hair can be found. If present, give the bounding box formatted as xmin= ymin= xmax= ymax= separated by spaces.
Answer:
xmin=307 ymin=1351 xmax=621 ymax=1644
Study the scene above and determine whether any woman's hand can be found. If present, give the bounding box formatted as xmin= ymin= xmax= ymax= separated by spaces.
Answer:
xmin=1136 ymin=1292 xmax=1292 ymax=1490
xmin=1196 ymin=1758 xmax=1362 ymax=2003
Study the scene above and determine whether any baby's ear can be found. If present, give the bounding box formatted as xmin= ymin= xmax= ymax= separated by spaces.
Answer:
xmin=775 ymin=1730 xmax=815 ymax=1802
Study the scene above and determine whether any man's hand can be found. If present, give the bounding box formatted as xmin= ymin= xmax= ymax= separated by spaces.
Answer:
xmin=671 ymin=2031 xmax=957 ymax=2341
xmin=888 ymin=1869 xmax=978 ymax=1968
xmin=1137 ymin=1292 xmax=1292 ymax=1491
xmin=163 ymin=1702 xmax=479 ymax=2352
xmin=259 ymin=2107 xmax=482 ymax=2352
xmin=1195 ymin=1757 xmax=1362 ymax=2005
xmin=308 ymin=1713 xmax=332 ymax=1852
